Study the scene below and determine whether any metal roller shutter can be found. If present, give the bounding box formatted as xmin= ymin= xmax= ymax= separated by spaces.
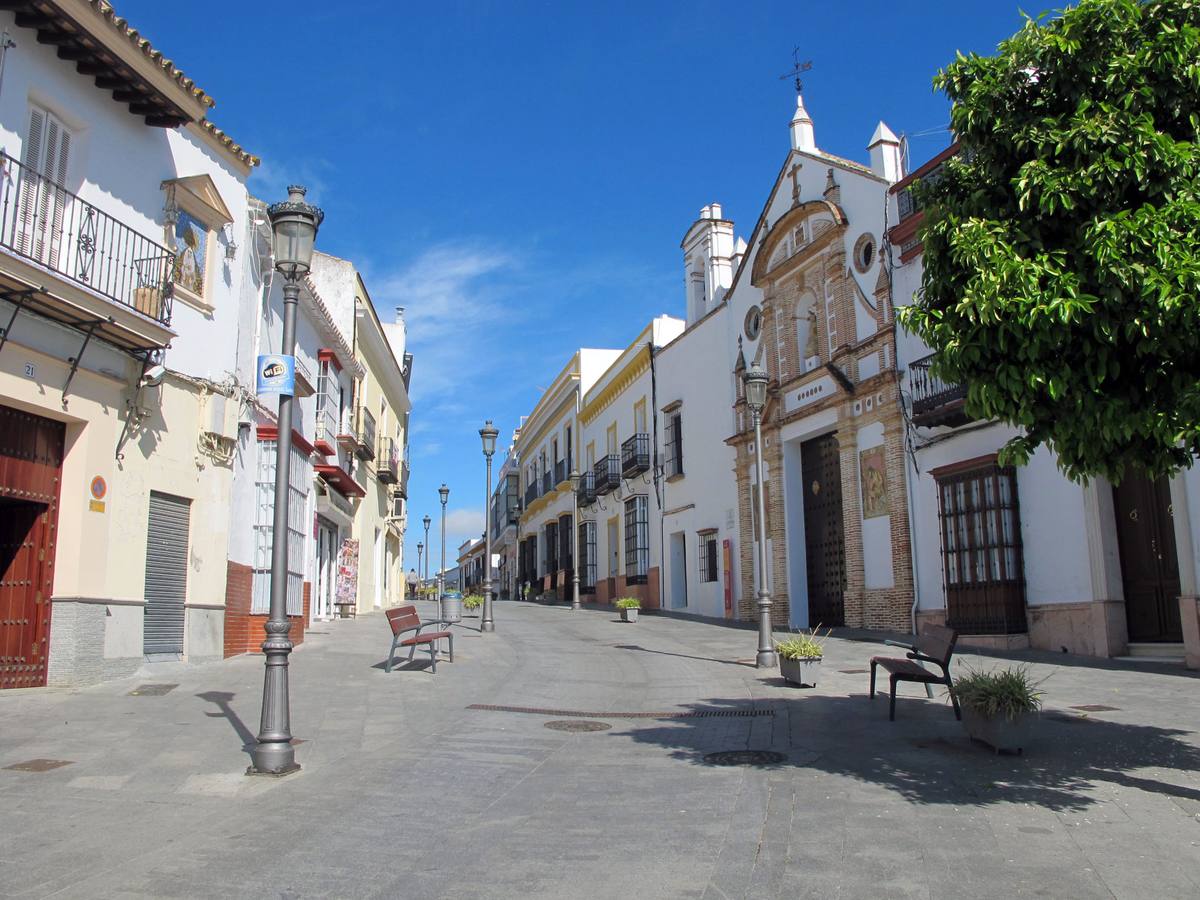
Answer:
xmin=143 ymin=491 xmax=191 ymax=656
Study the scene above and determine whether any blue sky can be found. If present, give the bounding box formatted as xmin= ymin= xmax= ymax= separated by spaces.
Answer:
xmin=120 ymin=0 xmax=1025 ymax=572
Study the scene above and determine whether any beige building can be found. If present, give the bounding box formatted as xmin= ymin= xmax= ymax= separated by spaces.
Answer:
xmin=0 ymin=1 xmax=259 ymax=687
xmin=515 ymin=349 xmax=619 ymax=600
xmin=308 ymin=253 xmax=411 ymax=617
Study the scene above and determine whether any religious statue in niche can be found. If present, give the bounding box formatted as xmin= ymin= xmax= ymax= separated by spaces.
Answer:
xmin=859 ymin=445 xmax=888 ymax=518
xmin=171 ymin=210 xmax=206 ymax=297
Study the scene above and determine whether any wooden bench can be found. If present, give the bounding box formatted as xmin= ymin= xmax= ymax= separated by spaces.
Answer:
xmin=384 ymin=604 xmax=453 ymax=673
xmin=869 ymin=624 xmax=961 ymax=721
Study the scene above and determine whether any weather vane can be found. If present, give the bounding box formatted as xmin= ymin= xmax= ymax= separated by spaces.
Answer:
xmin=779 ymin=47 xmax=812 ymax=93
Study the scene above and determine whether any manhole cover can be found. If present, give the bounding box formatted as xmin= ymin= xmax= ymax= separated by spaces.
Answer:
xmin=4 ymin=759 xmax=74 ymax=772
xmin=128 ymin=683 xmax=178 ymax=696
xmin=703 ymin=750 xmax=786 ymax=767
xmin=1070 ymin=704 xmax=1120 ymax=712
xmin=544 ymin=720 xmax=611 ymax=732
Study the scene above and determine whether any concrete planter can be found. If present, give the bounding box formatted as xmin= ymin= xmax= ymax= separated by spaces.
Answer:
xmin=779 ymin=655 xmax=821 ymax=687
xmin=619 ymin=607 xmax=639 ymax=623
xmin=961 ymin=707 xmax=1036 ymax=754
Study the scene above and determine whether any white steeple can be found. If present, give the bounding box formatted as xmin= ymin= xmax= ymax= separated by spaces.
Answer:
xmin=790 ymin=94 xmax=816 ymax=153
xmin=867 ymin=121 xmax=904 ymax=183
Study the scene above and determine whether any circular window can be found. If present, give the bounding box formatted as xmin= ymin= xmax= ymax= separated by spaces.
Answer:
xmin=853 ymin=233 xmax=876 ymax=273
xmin=744 ymin=306 xmax=762 ymax=340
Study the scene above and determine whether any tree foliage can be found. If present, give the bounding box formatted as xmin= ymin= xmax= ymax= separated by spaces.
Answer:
xmin=898 ymin=0 xmax=1200 ymax=483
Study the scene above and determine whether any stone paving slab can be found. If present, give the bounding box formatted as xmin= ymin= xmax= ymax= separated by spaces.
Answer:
xmin=1 ymin=600 xmax=1199 ymax=898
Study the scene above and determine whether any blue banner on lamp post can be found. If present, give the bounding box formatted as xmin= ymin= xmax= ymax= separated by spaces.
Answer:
xmin=256 ymin=354 xmax=296 ymax=395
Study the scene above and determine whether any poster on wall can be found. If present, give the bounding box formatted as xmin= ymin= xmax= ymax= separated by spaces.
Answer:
xmin=859 ymin=445 xmax=888 ymax=518
xmin=335 ymin=538 xmax=360 ymax=609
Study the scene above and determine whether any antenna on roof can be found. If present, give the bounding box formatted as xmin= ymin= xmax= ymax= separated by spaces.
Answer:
xmin=779 ymin=47 xmax=812 ymax=93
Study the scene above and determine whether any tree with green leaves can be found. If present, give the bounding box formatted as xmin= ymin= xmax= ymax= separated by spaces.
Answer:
xmin=898 ymin=0 xmax=1200 ymax=483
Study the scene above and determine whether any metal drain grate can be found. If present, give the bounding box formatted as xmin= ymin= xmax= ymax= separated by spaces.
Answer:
xmin=1070 ymin=704 xmax=1120 ymax=712
xmin=4 ymin=759 xmax=74 ymax=772
xmin=468 ymin=704 xmax=773 ymax=720
xmin=703 ymin=750 xmax=786 ymax=767
xmin=544 ymin=720 xmax=612 ymax=732
xmin=128 ymin=683 xmax=178 ymax=696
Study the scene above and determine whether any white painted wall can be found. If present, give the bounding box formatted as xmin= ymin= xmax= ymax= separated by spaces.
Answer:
xmin=656 ymin=304 xmax=739 ymax=618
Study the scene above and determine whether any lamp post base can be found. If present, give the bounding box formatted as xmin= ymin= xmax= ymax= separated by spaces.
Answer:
xmin=756 ymin=650 xmax=778 ymax=669
xmin=481 ymin=621 xmax=495 ymax=633
xmin=246 ymin=758 xmax=301 ymax=778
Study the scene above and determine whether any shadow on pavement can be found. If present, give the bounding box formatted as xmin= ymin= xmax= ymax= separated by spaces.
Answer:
xmin=625 ymin=695 xmax=1200 ymax=813
xmin=611 ymin=644 xmax=757 ymax=669
xmin=196 ymin=691 xmax=256 ymax=754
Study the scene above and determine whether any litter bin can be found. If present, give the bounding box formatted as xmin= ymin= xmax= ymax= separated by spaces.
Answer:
xmin=440 ymin=590 xmax=463 ymax=624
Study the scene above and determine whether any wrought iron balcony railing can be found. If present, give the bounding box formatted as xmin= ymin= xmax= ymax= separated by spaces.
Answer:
xmin=554 ymin=459 xmax=567 ymax=486
xmin=398 ymin=460 xmax=410 ymax=499
xmin=542 ymin=470 xmax=553 ymax=496
xmin=377 ymin=436 xmax=399 ymax=484
xmin=0 ymin=151 xmax=174 ymax=324
xmin=355 ymin=406 xmax=376 ymax=460
xmin=524 ymin=482 xmax=539 ymax=508
xmin=593 ymin=454 xmax=621 ymax=495
xmin=576 ymin=470 xmax=595 ymax=506
xmin=621 ymin=433 xmax=650 ymax=478
xmin=909 ymin=353 xmax=970 ymax=428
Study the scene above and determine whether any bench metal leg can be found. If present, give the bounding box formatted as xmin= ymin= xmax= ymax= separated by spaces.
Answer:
xmin=889 ymin=676 xmax=898 ymax=721
xmin=947 ymin=681 xmax=961 ymax=720
xmin=924 ymin=683 xmax=935 ymax=699
xmin=869 ymin=661 xmax=877 ymax=699
xmin=429 ymin=640 xmax=437 ymax=674
xmin=385 ymin=637 xmax=400 ymax=673
xmin=447 ymin=633 xmax=454 ymax=663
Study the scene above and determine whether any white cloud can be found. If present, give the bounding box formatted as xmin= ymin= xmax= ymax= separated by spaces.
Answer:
xmin=445 ymin=507 xmax=484 ymax=535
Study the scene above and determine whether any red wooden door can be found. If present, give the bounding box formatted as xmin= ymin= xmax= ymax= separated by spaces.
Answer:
xmin=0 ymin=405 xmax=64 ymax=689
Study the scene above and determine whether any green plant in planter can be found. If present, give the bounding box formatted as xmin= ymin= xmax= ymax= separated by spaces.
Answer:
xmin=775 ymin=628 xmax=827 ymax=660
xmin=954 ymin=666 xmax=1044 ymax=721
xmin=463 ymin=594 xmax=484 ymax=611
xmin=614 ymin=598 xmax=640 ymax=610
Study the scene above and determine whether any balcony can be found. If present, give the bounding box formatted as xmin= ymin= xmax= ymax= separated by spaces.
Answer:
xmin=621 ymin=433 xmax=650 ymax=478
xmin=909 ymin=353 xmax=971 ymax=428
xmin=377 ymin=436 xmax=399 ymax=484
xmin=336 ymin=408 xmax=356 ymax=451
xmin=314 ymin=401 xmax=338 ymax=456
xmin=593 ymin=454 xmax=621 ymax=495
xmin=576 ymin=470 xmax=595 ymax=506
xmin=524 ymin=482 xmax=539 ymax=508
xmin=554 ymin=459 xmax=567 ymax=486
xmin=398 ymin=460 xmax=410 ymax=499
xmin=0 ymin=150 xmax=174 ymax=353
xmin=355 ymin=407 xmax=376 ymax=460
xmin=542 ymin=470 xmax=553 ymax=496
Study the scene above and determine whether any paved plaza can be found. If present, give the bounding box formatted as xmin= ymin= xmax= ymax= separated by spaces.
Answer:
xmin=2 ymin=601 xmax=1200 ymax=899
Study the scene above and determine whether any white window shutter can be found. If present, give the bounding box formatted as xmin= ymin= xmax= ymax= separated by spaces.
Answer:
xmin=16 ymin=107 xmax=45 ymax=256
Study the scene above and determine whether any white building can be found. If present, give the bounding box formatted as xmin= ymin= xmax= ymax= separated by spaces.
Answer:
xmin=577 ymin=316 xmax=684 ymax=607
xmin=891 ymin=146 xmax=1200 ymax=668
xmin=0 ymin=0 xmax=259 ymax=686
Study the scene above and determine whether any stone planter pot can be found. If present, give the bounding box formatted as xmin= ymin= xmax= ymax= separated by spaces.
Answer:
xmin=619 ymin=607 xmax=639 ymax=623
xmin=961 ymin=707 xmax=1036 ymax=754
xmin=439 ymin=594 xmax=462 ymax=624
xmin=779 ymin=655 xmax=821 ymax=687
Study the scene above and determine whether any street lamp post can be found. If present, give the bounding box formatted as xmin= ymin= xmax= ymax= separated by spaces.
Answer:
xmin=744 ymin=361 xmax=777 ymax=670
xmin=249 ymin=186 xmax=323 ymax=777
xmin=479 ymin=421 xmax=499 ymax=633
xmin=422 ymin=514 xmax=431 ymax=597
xmin=569 ymin=470 xmax=581 ymax=610
xmin=416 ymin=542 xmax=423 ymax=597
xmin=438 ymin=486 xmax=449 ymax=601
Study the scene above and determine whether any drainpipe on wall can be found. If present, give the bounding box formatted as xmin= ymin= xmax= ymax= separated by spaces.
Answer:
xmin=649 ymin=340 xmax=665 ymax=612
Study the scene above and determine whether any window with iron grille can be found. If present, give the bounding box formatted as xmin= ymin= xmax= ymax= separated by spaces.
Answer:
xmin=579 ymin=521 xmax=596 ymax=592
xmin=697 ymin=531 xmax=718 ymax=583
xmin=252 ymin=438 xmax=309 ymax=616
xmin=935 ymin=460 xmax=1027 ymax=635
xmin=624 ymin=494 xmax=649 ymax=584
xmin=558 ymin=513 xmax=573 ymax=571
xmin=664 ymin=409 xmax=683 ymax=478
